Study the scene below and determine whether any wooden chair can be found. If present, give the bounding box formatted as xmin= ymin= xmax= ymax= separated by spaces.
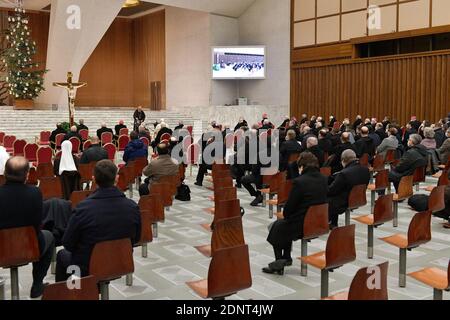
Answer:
xmin=353 ymin=194 xmax=394 ymax=259
xmin=385 ymin=149 xmax=396 ymax=164
xmin=138 ymin=195 xmax=164 ymax=238
xmin=370 ymin=154 xmax=386 ymax=173
xmin=89 ymin=239 xmax=134 ymax=300
xmin=26 ymin=167 xmax=38 ymax=185
xmin=201 ymin=199 xmax=241 ymax=231
xmin=380 ymin=210 xmax=432 ymax=287
xmin=83 ymin=140 xmax=92 ymax=151
xmin=150 ymin=182 xmax=173 ymax=212
xmin=119 ymin=128 xmax=129 ymax=136
xmin=55 ymin=133 xmax=65 ymax=150
xmin=0 ymin=227 xmax=40 ymax=300
xmin=24 ymin=143 xmax=39 ymax=162
xmin=186 ymin=245 xmax=252 ymax=300
xmin=367 ymin=169 xmax=389 ymax=210
xmin=425 ymin=171 xmax=449 ymax=192
xmin=101 ymin=132 xmax=113 ymax=146
xmin=78 ymin=162 xmax=95 ymax=188
xmin=78 ymin=129 xmax=89 ymax=141
xmin=298 ymin=204 xmax=330 ymax=277
xmin=0 ymin=131 xmax=4 ymax=144
xmin=39 ymin=177 xmax=63 ymax=200
xmin=70 ymin=190 xmax=91 ymax=209
xmin=36 ymin=162 xmax=54 ymax=180
xmin=36 ymin=146 xmax=52 ymax=165
xmin=324 ymin=261 xmax=389 ymax=300
xmin=117 ymin=165 xmax=133 ymax=197
xmin=427 ymin=185 xmax=446 ymax=213
xmin=204 ymin=187 xmax=237 ymax=215
xmin=300 ymin=225 xmax=356 ymax=298
xmin=13 ymin=139 xmax=27 ymax=156
xmin=69 ymin=137 xmax=81 ymax=154
xmin=408 ymin=260 xmax=450 ymax=300
xmin=42 ymin=276 xmax=98 ymax=300
xmin=344 ymin=184 xmax=367 ymax=226
xmin=393 ymin=175 xmax=414 ymax=227
xmin=260 ymin=172 xmax=285 ymax=217
xmin=413 ymin=166 xmax=427 ymax=192
xmin=207 ymin=176 xmax=234 ymax=193
xmin=320 ymin=167 xmax=332 ymax=177
xmin=195 ymin=216 xmax=245 ymax=258
xmin=103 ymin=143 xmax=116 ymax=161
xmin=359 ymin=153 xmax=369 ymax=168
xmin=118 ymin=135 xmax=130 ymax=152
xmin=132 ymin=157 xmax=149 ymax=187
xmin=269 ymin=180 xmax=293 ymax=219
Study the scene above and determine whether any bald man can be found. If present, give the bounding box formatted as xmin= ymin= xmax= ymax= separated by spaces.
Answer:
xmin=354 ymin=126 xmax=376 ymax=160
xmin=330 ymin=132 xmax=356 ymax=173
xmin=96 ymin=122 xmax=113 ymax=140
xmin=64 ymin=125 xmax=82 ymax=143
xmin=0 ymin=157 xmax=55 ymax=298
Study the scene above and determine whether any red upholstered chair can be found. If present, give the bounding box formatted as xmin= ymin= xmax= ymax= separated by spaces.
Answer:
xmin=160 ymin=133 xmax=171 ymax=142
xmin=140 ymin=137 xmax=150 ymax=148
xmin=0 ymin=131 xmax=5 ymax=144
xmin=24 ymin=143 xmax=39 ymax=162
xmin=69 ymin=137 xmax=81 ymax=154
xmin=119 ymin=128 xmax=129 ymax=136
xmin=186 ymin=143 xmax=200 ymax=176
xmin=119 ymin=135 xmax=130 ymax=152
xmin=83 ymin=140 xmax=92 ymax=151
xmin=4 ymin=135 xmax=16 ymax=153
xmin=182 ymin=135 xmax=193 ymax=152
xmin=13 ymin=139 xmax=27 ymax=156
xmin=103 ymin=143 xmax=116 ymax=161
xmin=39 ymin=131 xmax=51 ymax=146
xmin=36 ymin=146 xmax=52 ymax=165
xmin=101 ymin=132 xmax=113 ymax=145
xmin=78 ymin=129 xmax=89 ymax=141
xmin=55 ymin=133 xmax=65 ymax=149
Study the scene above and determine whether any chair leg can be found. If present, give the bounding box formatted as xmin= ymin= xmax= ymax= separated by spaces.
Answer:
xmin=51 ymin=247 xmax=56 ymax=275
xmin=10 ymin=267 xmax=20 ymax=300
xmin=370 ymin=190 xmax=375 ymax=212
xmin=393 ymin=201 xmax=398 ymax=228
xmin=262 ymin=193 xmax=267 ymax=208
xmin=126 ymin=274 xmax=133 ymax=287
xmin=345 ymin=209 xmax=350 ymax=226
xmin=152 ymin=223 xmax=158 ymax=238
xmin=300 ymin=239 xmax=308 ymax=277
xmin=268 ymin=194 xmax=273 ymax=219
xmin=141 ymin=243 xmax=148 ymax=258
xmin=433 ymin=288 xmax=443 ymax=300
xmin=100 ymin=282 xmax=109 ymax=300
xmin=0 ymin=277 xmax=5 ymax=300
xmin=415 ymin=183 xmax=420 ymax=192
xmin=399 ymin=248 xmax=407 ymax=288
xmin=128 ymin=183 xmax=133 ymax=199
xmin=367 ymin=225 xmax=374 ymax=259
xmin=320 ymin=269 xmax=329 ymax=299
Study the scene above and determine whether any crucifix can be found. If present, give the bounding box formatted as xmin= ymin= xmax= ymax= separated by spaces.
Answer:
xmin=53 ymin=72 xmax=87 ymax=127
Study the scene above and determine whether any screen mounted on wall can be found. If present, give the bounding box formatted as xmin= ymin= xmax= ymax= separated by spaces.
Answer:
xmin=212 ymin=46 xmax=266 ymax=80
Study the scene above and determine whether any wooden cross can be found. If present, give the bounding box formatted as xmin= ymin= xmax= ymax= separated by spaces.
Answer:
xmin=53 ymin=72 xmax=87 ymax=127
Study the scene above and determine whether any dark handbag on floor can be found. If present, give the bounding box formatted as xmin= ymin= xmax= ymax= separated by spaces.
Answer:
xmin=175 ymin=183 xmax=191 ymax=201
xmin=408 ymin=194 xmax=429 ymax=212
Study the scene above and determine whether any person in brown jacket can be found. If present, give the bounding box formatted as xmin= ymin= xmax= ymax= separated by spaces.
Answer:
xmin=139 ymin=143 xmax=179 ymax=196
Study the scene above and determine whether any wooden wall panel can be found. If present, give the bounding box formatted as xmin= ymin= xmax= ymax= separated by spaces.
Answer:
xmin=28 ymin=11 xmax=50 ymax=68
xmin=291 ymin=52 xmax=450 ymax=125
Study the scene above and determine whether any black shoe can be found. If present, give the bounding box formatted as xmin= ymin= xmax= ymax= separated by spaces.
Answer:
xmin=262 ymin=260 xmax=287 ymax=275
xmin=329 ymin=223 xmax=338 ymax=230
xmin=250 ymin=194 xmax=264 ymax=206
xmin=284 ymin=259 xmax=293 ymax=267
xmin=30 ymin=282 xmax=48 ymax=299
xmin=236 ymin=183 xmax=242 ymax=189
xmin=194 ymin=182 xmax=203 ymax=187
xmin=433 ymin=211 xmax=449 ymax=220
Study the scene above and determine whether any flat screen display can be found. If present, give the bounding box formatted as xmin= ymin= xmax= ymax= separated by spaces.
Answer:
xmin=212 ymin=46 xmax=266 ymax=80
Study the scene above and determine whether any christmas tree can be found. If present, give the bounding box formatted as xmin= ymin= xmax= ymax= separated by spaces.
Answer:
xmin=1 ymin=6 xmax=47 ymax=101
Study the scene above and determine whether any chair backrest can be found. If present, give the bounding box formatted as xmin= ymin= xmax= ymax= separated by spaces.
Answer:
xmin=320 ymin=167 xmax=332 ymax=177
xmin=213 ymin=177 xmax=234 ymax=189
xmin=118 ymin=135 xmax=130 ymax=151
xmin=0 ymin=131 xmax=5 ymax=144
xmin=0 ymin=226 xmax=40 ymax=268
xmin=374 ymin=169 xmax=389 ymax=190
xmin=13 ymin=139 xmax=27 ymax=156
xmin=55 ymin=133 xmax=65 ymax=148
xmin=36 ymin=162 xmax=54 ymax=180
xmin=150 ymin=182 xmax=173 ymax=207
xmin=27 ymin=167 xmax=38 ymax=185
xmin=103 ymin=143 xmax=116 ymax=160
xmin=78 ymin=162 xmax=95 ymax=183
xmin=133 ymin=157 xmax=149 ymax=178
xmin=207 ymin=245 xmax=252 ymax=299
xmin=211 ymin=217 xmax=245 ymax=254
xmin=101 ymin=132 xmax=113 ymax=145
xmin=447 ymin=260 xmax=450 ymax=286
xmin=69 ymin=137 xmax=81 ymax=153
xmin=160 ymin=133 xmax=171 ymax=142
xmin=303 ymin=203 xmax=330 ymax=240
xmin=373 ymin=194 xmax=394 ymax=225
xmin=407 ymin=211 xmax=432 ymax=248
xmin=138 ymin=195 xmax=164 ymax=222
xmin=288 ymin=152 xmax=301 ymax=164
xmin=3 ymin=135 xmax=16 ymax=149
xmin=348 ymin=261 xmax=389 ymax=300
xmin=78 ymin=129 xmax=89 ymax=141
xmin=119 ymin=128 xmax=129 ymax=136
xmin=212 ymin=163 xmax=230 ymax=173
xmin=277 ymin=180 xmax=293 ymax=205
xmin=214 ymin=187 xmax=237 ymax=204
xmin=438 ymin=171 xmax=449 ymax=186
xmin=24 ymin=143 xmax=39 ymax=162
xmin=428 ymin=185 xmax=446 ymax=213
xmin=348 ymin=184 xmax=367 ymax=209
xmin=213 ymin=199 xmax=241 ymax=222
xmin=186 ymin=143 xmax=200 ymax=165
xmin=359 ymin=153 xmax=369 ymax=167
xmin=89 ymin=238 xmax=134 ymax=282
xmin=372 ymin=154 xmax=385 ymax=172
xmin=0 ymin=175 xmax=5 ymax=186
xmin=39 ymin=131 xmax=51 ymax=143
xmin=70 ymin=190 xmax=91 ymax=209
xmin=42 ymin=275 xmax=98 ymax=300
xmin=413 ymin=166 xmax=426 ymax=184
xmin=138 ymin=210 xmax=153 ymax=245
xmin=325 ymin=225 xmax=356 ymax=270
xmin=140 ymin=137 xmax=150 ymax=147
xmin=39 ymin=177 xmax=63 ymax=200
xmin=117 ymin=166 xmax=130 ymax=192
xmin=397 ymin=175 xmax=414 ymax=200
xmin=37 ymin=146 xmax=52 ymax=165
xmin=263 ymin=171 xmax=284 ymax=193
xmin=83 ymin=140 xmax=92 ymax=151
xmin=212 ymin=169 xmax=231 ymax=180
xmin=385 ymin=149 xmax=396 ymax=163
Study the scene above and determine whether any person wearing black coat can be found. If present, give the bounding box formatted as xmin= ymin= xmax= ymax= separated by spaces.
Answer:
xmin=352 ymin=115 xmax=363 ymax=131
xmin=63 ymin=126 xmax=83 ymax=143
xmin=263 ymin=153 xmax=328 ymax=274
xmin=279 ymin=130 xmax=302 ymax=172
xmin=152 ymin=125 xmax=173 ymax=149
xmin=96 ymin=123 xmax=114 ymax=140
xmin=409 ymin=117 xmax=421 ymax=132
xmin=328 ymin=150 xmax=370 ymax=227
xmin=49 ymin=123 xmax=67 ymax=149
xmin=354 ymin=127 xmax=376 ymax=159
xmin=318 ymin=130 xmax=333 ymax=155
xmin=329 ymin=132 xmax=355 ymax=173
xmin=55 ymin=160 xmax=141 ymax=281
xmin=133 ymin=106 xmax=146 ymax=132
xmin=0 ymin=157 xmax=55 ymax=298
xmin=80 ymin=137 xmax=108 ymax=164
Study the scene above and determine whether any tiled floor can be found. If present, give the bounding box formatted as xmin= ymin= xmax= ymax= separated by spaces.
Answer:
xmin=1 ymin=168 xmax=449 ymax=300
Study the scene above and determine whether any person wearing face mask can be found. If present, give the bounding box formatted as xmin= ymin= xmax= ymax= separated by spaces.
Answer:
xmin=263 ymin=152 xmax=328 ymax=275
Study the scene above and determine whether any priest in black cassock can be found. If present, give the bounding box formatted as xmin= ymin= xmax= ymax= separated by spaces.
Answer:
xmin=133 ymin=106 xmax=146 ymax=132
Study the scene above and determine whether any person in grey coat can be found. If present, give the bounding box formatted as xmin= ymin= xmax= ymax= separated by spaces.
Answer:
xmin=376 ymin=127 xmax=399 ymax=158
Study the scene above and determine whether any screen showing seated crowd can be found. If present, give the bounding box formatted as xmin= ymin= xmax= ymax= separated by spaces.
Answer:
xmin=212 ymin=47 xmax=266 ymax=80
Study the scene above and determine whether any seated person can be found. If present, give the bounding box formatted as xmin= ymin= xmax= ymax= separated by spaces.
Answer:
xmin=80 ymin=136 xmax=108 ymax=164
xmin=329 ymin=132 xmax=355 ymax=173
xmin=96 ymin=122 xmax=114 ymax=140
xmin=234 ymin=117 xmax=248 ymax=131
xmin=114 ymin=120 xmax=127 ymax=137
xmin=279 ymin=130 xmax=302 ymax=172
xmin=376 ymin=127 xmax=399 ymax=159
xmin=0 ymin=157 xmax=55 ymax=298
xmin=54 ymin=141 xmax=81 ymax=200
xmin=437 ymin=128 xmax=450 ymax=164
xmin=328 ymin=150 xmax=370 ymax=228
xmin=305 ymin=136 xmax=324 ymax=167
xmin=174 ymin=120 xmax=184 ymax=131
xmin=354 ymin=126 xmax=375 ymax=160
xmin=264 ymin=153 xmax=328 ymax=274
xmin=389 ymin=134 xmax=428 ymax=193
xmin=139 ymin=143 xmax=179 ymax=196
xmin=55 ymin=160 xmax=141 ymax=281
xmin=421 ymin=127 xmax=437 ymax=150
xmin=408 ymin=186 xmax=450 ymax=228
xmin=77 ymin=119 xmax=88 ymax=132
xmin=49 ymin=123 xmax=67 ymax=149
xmin=63 ymin=125 xmax=82 ymax=144
xmin=138 ymin=125 xmax=151 ymax=141
xmin=123 ymin=131 xmax=148 ymax=164
xmin=151 ymin=122 xmax=173 ymax=149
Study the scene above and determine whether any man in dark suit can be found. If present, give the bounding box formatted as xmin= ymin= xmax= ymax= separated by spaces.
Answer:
xmin=330 ymin=132 xmax=355 ymax=173
xmin=114 ymin=120 xmax=127 ymax=137
xmin=96 ymin=122 xmax=114 ymax=140
xmin=318 ymin=129 xmax=333 ymax=155
xmin=55 ymin=160 xmax=141 ymax=281
xmin=279 ymin=130 xmax=302 ymax=172
xmin=409 ymin=116 xmax=421 ymax=132
xmin=63 ymin=125 xmax=83 ymax=142
xmin=80 ymin=136 xmax=108 ymax=164
xmin=0 ymin=157 xmax=55 ymax=298
xmin=352 ymin=115 xmax=363 ymax=131
xmin=354 ymin=126 xmax=376 ymax=159
xmin=152 ymin=123 xmax=173 ymax=149
xmin=77 ymin=119 xmax=88 ymax=132
xmin=328 ymin=150 xmax=370 ymax=228
xmin=49 ymin=123 xmax=67 ymax=149
xmin=305 ymin=136 xmax=324 ymax=167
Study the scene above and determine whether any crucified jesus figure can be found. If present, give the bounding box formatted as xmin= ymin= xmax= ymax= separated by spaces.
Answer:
xmin=53 ymin=72 xmax=87 ymax=127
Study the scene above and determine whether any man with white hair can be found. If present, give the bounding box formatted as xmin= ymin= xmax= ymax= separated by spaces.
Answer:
xmin=174 ymin=120 xmax=184 ymax=131
xmin=305 ymin=136 xmax=324 ymax=167
xmin=64 ymin=125 xmax=82 ymax=143
xmin=77 ymin=119 xmax=88 ymax=131
xmin=327 ymin=149 xmax=370 ymax=228
xmin=96 ymin=122 xmax=113 ymax=140
xmin=152 ymin=122 xmax=173 ymax=149
xmin=438 ymin=128 xmax=450 ymax=164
